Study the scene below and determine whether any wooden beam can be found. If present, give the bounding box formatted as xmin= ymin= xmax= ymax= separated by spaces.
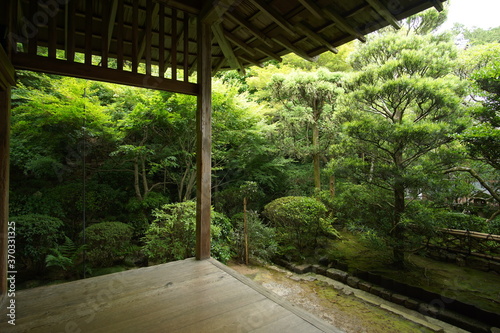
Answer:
xmin=107 ymin=0 xmax=119 ymax=51
xmin=0 ymin=47 xmax=14 ymax=304
xmin=132 ymin=0 xmax=139 ymax=72
xmin=48 ymin=8 xmax=57 ymax=58
xmin=12 ymin=53 xmax=198 ymax=95
xmin=145 ymin=0 xmax=153 ymax=75
xmin=295 ymin=22 xmax=338 ymax=54
xmin=158 ymin=4 xmax=165 ymax=78
xmin=297 ymin=0 xmax=323 ymax=20
xmin=212 ymin=23 xmax=244 ymax=74
xmin=365 ymin=0 xmax=401 ymax=30
xmin=196 ymin=19 xmax=212 ymax=261
xmin=272 ymin=36 xmax=315 ymax=62
xmin=171 ymin=8 xmax=178 ymax=80
xmin=183 ymin=14 xmax=189 ymax=82
xmin=240 ymin=55 xmax=263 ymax=67
xmin=0 ymin=46 xmax=16 ymax=90
xmin=224 ymin=30 xmax=256 ymax=57
xmin=154 ymin=0 xmax=201 ymax=15
xmin=85 ymin=0 xmax=93 ymax=65
xmin=28 ymin=0 xmax=38 ymax=55
xmin=322 ymin=7 xmax=366 ymax=42
xmin=0 ymin=86 xmax=11 ymax=308
xmin=116 ymin=0 xmax=124 ymax=70
xmin=225 ymin=11 xmax=274 ymax=48
xmin=298 ymin=0 xmax=366 ymax=42
xmin=254 ymin=45 xmax=282 ymax=62
xmin=137 ymin=3 xmax=160 ymax=68
xmin=65 ymin=0 xmax=76 ymax=61
xmin=101 ymin=1 xmax=110 ymax=68
xmin=248 ymin=0 xmax=297 ymax=37
xmin=430 ymin=0 xmax=444 ymax=12
xmin=201 ymin=0 xmax=238 ymax=24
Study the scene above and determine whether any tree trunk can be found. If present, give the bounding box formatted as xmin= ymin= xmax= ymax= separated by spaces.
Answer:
xmin=243 ymin=196 xmax=249 ymax=265
xmin=312 ymin=119 xmax=321 ymax=190
xmin=392 ymin=180 xmax=406 ymax=267
xmin=133 ymin=157 xmax=142 ymax=200
xmin=392 ymin=147 xmax=406 ymax=267
xmin=329 ymin=174 xmax=335 ymax=197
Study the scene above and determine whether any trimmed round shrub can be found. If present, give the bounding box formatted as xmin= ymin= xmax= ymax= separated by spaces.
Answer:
xmin=11 ymin=214 xmax=64 ymax=273
xmin=84 ymin=222 xmax=134 ymax=267
xmin=263 ymin=196 xmax=331 ymax=258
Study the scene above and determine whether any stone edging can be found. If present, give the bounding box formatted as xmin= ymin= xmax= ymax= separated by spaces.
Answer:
xmin=273 ymin=258 xmax=499 ymax=333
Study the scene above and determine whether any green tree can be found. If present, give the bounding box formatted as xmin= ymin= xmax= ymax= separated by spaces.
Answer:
xmin=339 ymin=32 xmax=467 ymax=266
xmin=268 ymin=69 xmax=344 ymax=191
xmin=450 ymin=53 xmax=500 ymax=221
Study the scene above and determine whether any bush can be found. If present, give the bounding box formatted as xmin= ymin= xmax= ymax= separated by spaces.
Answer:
xmin=232 ymin=211 xmax=277 ymax=263
xmin=84 ymin=222 xmax=134 ymax=267
xmin=142 ymin=201 xmax=233 ymax=263
xmin=433 ymin=211 xmax=488 ymax=232
xmin=11 ymin=214 xmax=65 ymax=274
xmin=263 ymin=196 xmax=334 ymax=258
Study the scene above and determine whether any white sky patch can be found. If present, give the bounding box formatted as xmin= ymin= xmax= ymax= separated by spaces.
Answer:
xmin=441 ymin=0 xmax=500 ymax=30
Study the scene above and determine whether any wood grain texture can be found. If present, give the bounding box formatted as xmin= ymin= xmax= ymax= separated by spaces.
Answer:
xmin=196 ymin=20 xmax=212 ymax=260
xmin=0 ymin=87 xmax=11 ymax=304
xmin=0 ymin=259 xmax=340 ymax=332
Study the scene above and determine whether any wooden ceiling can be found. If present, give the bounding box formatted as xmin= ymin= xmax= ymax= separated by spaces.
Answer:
xmin=2 ymin=0 xmax=445 ymax=93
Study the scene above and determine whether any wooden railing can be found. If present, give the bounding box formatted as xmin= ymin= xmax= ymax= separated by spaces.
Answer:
xmin=430 ymin=228 xmax=500 ymax=261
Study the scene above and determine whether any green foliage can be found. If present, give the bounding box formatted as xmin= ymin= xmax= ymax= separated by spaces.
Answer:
xmin=404 ymin=6 xmax=448 ymax=35
xmin=232 ymin=211 xmax=278 ymax=262
xmin=453 ymin=24 xmax=500 ymax=46
xmin=84 ymin=222 xmax=135 ymax=267
xmin=45 ymin=236 xmax=89 ymax=278
xmin=339 ymin=30 xmax=468 ymax=265
xmin=433 ymin=211 xmax=489 ymax=232
xmin=263 ymin=196 xmax=335 ymax=259
xmin=142 ymin=201 xmax=233 ymax=263
xmin=11 ymin=214 xmax=65 ymax=273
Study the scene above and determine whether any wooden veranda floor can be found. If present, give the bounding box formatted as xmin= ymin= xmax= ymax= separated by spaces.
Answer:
xmin=0 ymin=258 xmax=340 ymax=332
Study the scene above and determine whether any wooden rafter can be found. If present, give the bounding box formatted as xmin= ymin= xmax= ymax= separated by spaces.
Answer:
xmin=430 ymin=0 xmax=444 ymax=12
xmin=223 ymin=30 xmax=256 ymax=57
xmin=322 ymin=8 xmax=366 ymax=43
xmin=295 ymin=22 xmax=338 ymax=54
xmin=298 ymin=0 xmax=366 ymax=42
xmin=137 ymin=2 xmax=160 ymax=66
xmin=272 ymin=36 xmax=314 ymax=62
xmin=65 ymin=0 xmax=76 ymax=61
xmin=240 ymin=55 xmax=264 ymax=67
xmin=365 ymin=0 xmax=401 ymax=30
xmin=212 ymin=23 xmax=245 ymax=74
xmin=85 ymin=0 xmax=92 ymax=65
xmin=158 ymin=3 xmax=165 ymax=77
xmin=154 ymin=0 xmax=201 ymax=15
xmin=254 ymin=45 xmax=282 ymax=62
xmin=297 ymin=0 xmax=323 ymax=20
xmin=201 ymin=0 xmax=238 ymax=24
xmin=225 ymin=11 xmax=275 ymax=48
xmin=248 ymin=0 xmax=297 ymax=37
xmin=116 ymin=0 xmax=124 ymax=69
xmin=106 ymin=0 xmax=119 ymax=51
xmin=171 ymin=8 xmax=178 ymax=80
xmin=131 ymin=0 xmax=139 ymax=72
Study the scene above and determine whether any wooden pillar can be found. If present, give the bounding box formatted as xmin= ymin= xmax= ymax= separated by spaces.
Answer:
xmin=195 ymin=18 xmax=212 ymax=260
xmin=0 ymin=43 xmax=15 ymax=306
xmin=0 ymin=86 xmax=11 ymax=305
